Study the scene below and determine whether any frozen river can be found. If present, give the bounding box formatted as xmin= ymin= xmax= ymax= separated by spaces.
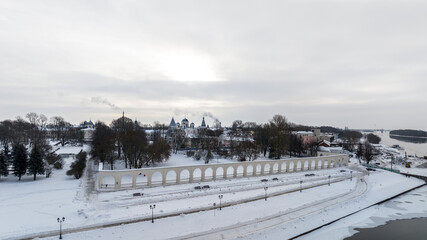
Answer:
xmin=299 ymin=185 xmax=427 ymax=240
xmin=377 ymin=131 xmax=427 ymax=157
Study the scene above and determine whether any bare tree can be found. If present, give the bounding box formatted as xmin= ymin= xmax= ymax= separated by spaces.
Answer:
xmin=121 ymin=127 xmax=148 ymax=169
xmin=363 ymin=142 xmax=374 ymax=164
xmin=268 ymin=115 xmax=290 ymax=159
xmin=25 ymin=112 xmax=39 ymax=125
xmin=110 ymin=116 xmax=134 ymax=158
xmin=168 ymin=128 xmax=186 ymax=153
xmin=236 ymin=140 xmax=259 ymax=161
xmin=39 ymin=114 xmax=48 ymax=128
xmin=254 ymin=124 xmax=269 ymax=157
xmin=143 ymin=138 xmax=171 ymax=166
xmin=50 ymin=116 xmax=72 ymax=146
xmin=342 ymin=130 xmax=362 ymax=152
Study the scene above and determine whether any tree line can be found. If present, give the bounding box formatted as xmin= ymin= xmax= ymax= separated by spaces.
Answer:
xmin=0 ymin=113 xmax=77 ymax=181
xmin=90 ymin=116 xmax=171 ymax=170
xmin=390 ymin=129 xmax=427 ymax=138
xmin=181 ymin=115 xmax=326 ymax=163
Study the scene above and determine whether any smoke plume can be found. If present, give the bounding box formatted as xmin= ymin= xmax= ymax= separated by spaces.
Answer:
xmin=91 ymin=96 xmax=121 ymax=111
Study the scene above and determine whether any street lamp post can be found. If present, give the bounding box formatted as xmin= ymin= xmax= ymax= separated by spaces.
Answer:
xmin=57 ymin=217 xmax=65 ymax=239
xmin=218 ymin=195 xmax=223 ymax=210
xmin=328 ymin=175 xmax=331 ymax=186
xmin=150 ymin=204 xmax=156 ymax=223
xmin=264 ymin=187 xmax=268 ymax=201
xmin=300 ymin=180 xmax=303 ymax=192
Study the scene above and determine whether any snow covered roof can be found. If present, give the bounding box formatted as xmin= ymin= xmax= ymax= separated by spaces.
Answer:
xmin=321 ymin=139 xmax=331 ymax=145
xmin=318 ymin=146 xmax=331 ymax=152
xmin=294 ymin=131 xmax=314 ymax=136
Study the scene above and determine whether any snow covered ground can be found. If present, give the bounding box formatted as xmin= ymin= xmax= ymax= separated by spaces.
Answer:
xmin=368 ymin=144 xmax=427 ymax=177
xmin=1 ymin=144 xmax=425 ymax=240
xmin=0 ymin=144 xmax=89 ymax=240
xmin=34 ymin=165 xmax=423 ymax=240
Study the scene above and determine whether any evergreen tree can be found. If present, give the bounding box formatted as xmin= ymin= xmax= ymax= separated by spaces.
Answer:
xmin=12 ymin=143 xmax=28 ymax=181
xmin=204 ymin=148 xmax=213 ymax=164
xmin=66 ymin=150 xmax=87 ymax=179
xmin=28 ymin=144 xmax=45 ymax=180
xmin=0 ymin=152 xmax=8 ymax=178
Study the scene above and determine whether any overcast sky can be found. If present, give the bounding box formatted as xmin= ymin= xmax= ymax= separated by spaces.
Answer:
xmin=1 ymin=0 xmax=426 ymax=130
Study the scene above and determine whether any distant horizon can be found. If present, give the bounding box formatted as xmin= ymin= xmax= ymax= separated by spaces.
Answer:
xmin=1 ymin=112 xmax=425 ymax=132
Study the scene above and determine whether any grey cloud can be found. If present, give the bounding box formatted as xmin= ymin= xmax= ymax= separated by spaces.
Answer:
xmin=1 ymin=0 xmax=426 ymax=129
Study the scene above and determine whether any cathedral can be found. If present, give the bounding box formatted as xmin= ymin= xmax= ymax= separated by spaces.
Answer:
xmin=169 ymin=117 xmax=207 ymax=129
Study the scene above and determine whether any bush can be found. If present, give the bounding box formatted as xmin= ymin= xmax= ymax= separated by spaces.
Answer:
xmin=53 ymin=160 xmax=64 ymax=169
xmin=66 ymin=150 xmax=87 ymax=179
xmin=46 ymin=153 xmax=62 ymax=169
xmin=186 ymin=151 xmax=195 ymax=157
xmin=216 ymin=149 xmax=229 ymax=158
xmin=193 ymin=151 xmax=202 ymax=161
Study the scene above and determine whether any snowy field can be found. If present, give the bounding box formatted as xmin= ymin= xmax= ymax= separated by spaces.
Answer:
xmin=0 ymin=144 xmax=90 ymax=240
xmin=1 ymin=144 xmax=426 ymax=240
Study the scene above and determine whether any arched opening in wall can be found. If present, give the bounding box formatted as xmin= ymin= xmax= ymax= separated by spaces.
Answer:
xmin=288 ymin=162 xmax=294 ymax=172
xmin=310 ymin=160 xmax=315 ymax=170
xmin=301 ymin=161 xmax=307 ymax=171
xmin=101 ymin=175 xmax=115 ymax=189
xmin=121 ymin=174 xmax=133 ymax=188
xmin=226 ymin=166 xmax=234 ymax=178
xmin=205 ymin=168 xmax=213 ymax=181
xmin=136 ymin=172 xmax=148 ymax=186
xmin=193 ymin=168 xmax=202 ymax=182
xmin=166 ymin=170 xmax=177 ymax=184
xmin=180 ymin=169 xmax=190 ymax=183
xmin=317 ymin=160 xmax=323 ymax=169
xmin=324 ymin=159 xmax=330 ymax=168
xmin=151 ymin=172 xmax=163 ymax=186
xmin=256 ymin=164 xmax=262 ymax=175
xmin=280 ymin=162 xmax=287 ymax=172
xmin=273 ymin=163 xmax=279 ymax=173
xmin=237 ymin=165 xmax=244 ymax=177
xmin=216 ymin=167 xmax=224 ymax=179
xmin=246 ymin=165 xmax=254 ymax=176
xmin=296 ymin=161 xmax=302 ymax=171
xmin=264 ymin=163 xmax=271 ymax=174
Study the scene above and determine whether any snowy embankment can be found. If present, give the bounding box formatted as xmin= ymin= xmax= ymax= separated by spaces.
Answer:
xmin=372 ymin=143 xmax=427 ymax=177
xmin=38 ymin=165 xmax=424 ymax=240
